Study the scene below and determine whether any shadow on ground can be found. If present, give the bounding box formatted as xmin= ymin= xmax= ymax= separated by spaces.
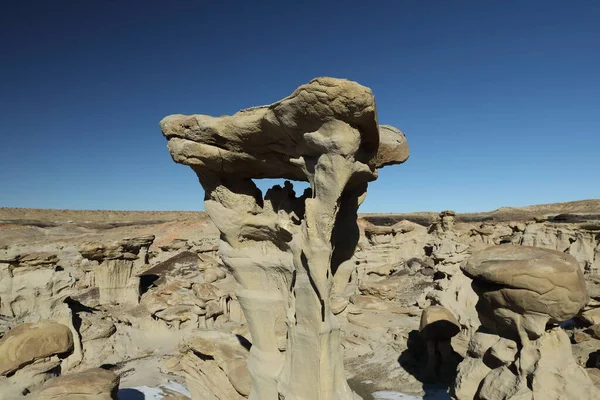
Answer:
xmin=118 ymin=388 xmax=145 ymax=400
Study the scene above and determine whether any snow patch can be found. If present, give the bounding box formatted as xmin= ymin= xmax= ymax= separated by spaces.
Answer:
xmin=372 ymin=388 xmax=450 ymax=400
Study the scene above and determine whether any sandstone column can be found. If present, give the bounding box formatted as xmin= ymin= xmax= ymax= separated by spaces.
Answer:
xmin=160 ymin=77 xmax=409 ymax=400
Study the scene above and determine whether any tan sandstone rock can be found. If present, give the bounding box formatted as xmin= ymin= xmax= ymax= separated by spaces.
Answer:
xmin=453 ymin=245 xmax=599 ymax=400
xmin=79 ymin=236 xmax=154 ymax=306
xmin=0 ymin=320 xmax=73 ymax=376
xmin=462 ymin=244 xmax=588 ymax=339
xmin=33 ymin=368 xmax=119 ymax=400
xmin=419 ymin=306 xmax=460 ymax=379
xmin=419 ymin=306 xmax=460 ymax=342
xmin=180 ymin=330 xmax=251 ymax=397
xmin=161 ymin=77 xmax=409 ymax=400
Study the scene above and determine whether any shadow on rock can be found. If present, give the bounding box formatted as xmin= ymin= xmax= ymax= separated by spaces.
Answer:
xmin=587 ymin=350 xmax=600 ymax=368
xmin=398 ymin=330 xmax=462 ymax=397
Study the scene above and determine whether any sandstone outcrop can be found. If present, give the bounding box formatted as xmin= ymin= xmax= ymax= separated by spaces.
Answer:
xmin=0 ymin=321 xmax=74 ymax=399
xmin=161 ymin=77 xmax=409 ymax=400
xmin=79 ymin=235 xmax=154 ymax=305
xmin=178 ymin=330 xmax=251 ymax=399
xmin=428 ymin=210 xmax=456 ymax=234
xmin=0 ymin=251 xmax=74 ymax=318
xmin=33 ymin=368 xmax=119 ymax=400
xmin=462 ymin=244 xmax=588 ymax=339
xmin=79 ymin=235 xmax=154 ymax=262
xmin=453 ymin=245 xmax=599 ymax=400
xmin=0 ymin=248 xmax=83 ymax=373
xmin=0 ymin=320 xmax=73 ymax=376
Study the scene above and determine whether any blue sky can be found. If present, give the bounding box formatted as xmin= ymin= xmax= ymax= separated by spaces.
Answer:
xmin=1 ymin=1 xmax=598 ymax=213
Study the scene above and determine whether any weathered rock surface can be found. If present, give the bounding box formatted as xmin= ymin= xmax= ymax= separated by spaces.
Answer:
xmin=419 ymin=306 xmax=460 ymax=342
xmin=0 ymin=251 xmax=74 ymax=318
xmin=161 ymin=77 xmax=409 ymax=400
xmin=0 ymin=320 xmax=73 ymax=376
xmin=454 ymin=327 xmax=600 ymax=400
xmin=418 ymin=306 xmax=461 ymax=380
xmin=0 ymin=321 xmax=74 ymax=399
xmin=0 ymin=358 xmax=62 ymax=400
xmin=462 ymin=244 xmax=588 ymax=339
xmin=179 ymin=331 xmax=251 ymax=397
xmin=33 ymin=368 xmax=119 ymax=400
xmin=1 ymin=162 xmax=600 ymax=397
xmin=453 ymin=245 xmax=599 ymax=400
xmin=79 ymin=235 xmax=154 ymax=305
xmin=161 ymin=78 xmax=408 ymax=180
xmin=80 ymin=235 xmax=154 ymax=262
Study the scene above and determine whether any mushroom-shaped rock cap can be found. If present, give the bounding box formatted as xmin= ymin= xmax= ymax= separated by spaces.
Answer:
xmin=34 ymin=368 xmax=119 ymax=400
xmin=376 ymin=125 xmax=410 ymax=168
xmin=80 ymin=235 xmax=155 ymax=261
xmin=0 ymin=320 xmax=74 ymax=376
xmin=160 ymin=77 xmax=409 ymax=181
xmin=462 ymin=244 xmax=588 ymax=338
xmin=419 ymin=306 xmax=461 ymax=341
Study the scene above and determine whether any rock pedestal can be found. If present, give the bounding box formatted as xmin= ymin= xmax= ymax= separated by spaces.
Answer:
xmin=419 ymin=306 xmax=460 ymax=378
xmin=452 ymin=244 xmax=598 ymax=400
xmin=79 ymin=235 xmax=154 ymax=305
xmin=161 ymin=77 xmax=409 ymax=400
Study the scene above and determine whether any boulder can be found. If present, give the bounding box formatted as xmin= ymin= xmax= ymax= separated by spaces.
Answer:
xmin=462 ymin=244 xmax=588 ymax=338
xmin=453 ymin=245 xmax=600 ymax=400
xmin=180 ymin=331 xmax=251 ymax=398
xmin=0 ymin=320 xmax=73 ymax=376
xmin=33 ymin=368 xmax=119 ymax=400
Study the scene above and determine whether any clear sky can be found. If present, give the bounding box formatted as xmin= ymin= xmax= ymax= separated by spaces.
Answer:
xmin=1 ymin=1 xmax=598 ymax=213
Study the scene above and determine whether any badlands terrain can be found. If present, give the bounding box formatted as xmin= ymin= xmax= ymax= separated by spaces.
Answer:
xmin=2 ymin=77 xmax=599 ymax=400
xmin=1 ymin=199 xmax=599 ymax=399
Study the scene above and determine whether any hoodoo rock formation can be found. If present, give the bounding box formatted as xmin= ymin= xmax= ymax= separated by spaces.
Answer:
xmin=161 ymin=77 xmax=409 ymax=400
xmin=419 ymin=306 xmax=460 ymax=378
xmin=453 ymin=244 xmax=599 ymax=400
xmin=462 ymin=244 xmax=588 ymax=339
xmin=79 ymin=235 xmax=154 ymax=305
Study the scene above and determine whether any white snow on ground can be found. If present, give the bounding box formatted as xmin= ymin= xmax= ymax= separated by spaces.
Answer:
xmin=372 ymin=388 xmax=450 ymax=400
xmin=372 ymin=392 xmax=423 ymax=400
xmin=118 ymin=381 xmax=191 ymax=399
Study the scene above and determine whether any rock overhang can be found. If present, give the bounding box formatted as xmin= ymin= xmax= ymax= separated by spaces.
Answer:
xmin=160 ymin=77 xmax=409 ymax=182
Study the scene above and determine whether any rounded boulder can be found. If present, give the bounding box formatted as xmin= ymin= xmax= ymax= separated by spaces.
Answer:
xmin=0 ymin=320 xmax=73 ymax=376
xmin=461 ymin=244 xmax=588 ymax=338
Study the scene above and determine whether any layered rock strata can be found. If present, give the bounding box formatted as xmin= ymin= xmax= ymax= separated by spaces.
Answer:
xmin=79 ymin=235 xmax=154 ymax=305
